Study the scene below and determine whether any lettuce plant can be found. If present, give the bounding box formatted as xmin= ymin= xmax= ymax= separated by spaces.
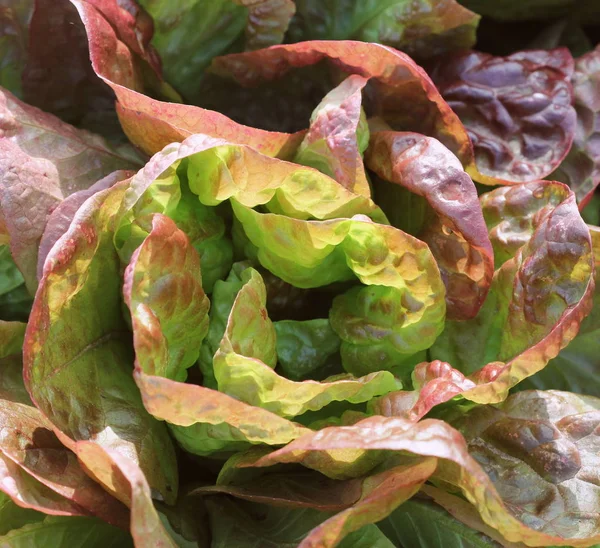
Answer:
xmin=0 ymin=0 xmax=599 ymax=546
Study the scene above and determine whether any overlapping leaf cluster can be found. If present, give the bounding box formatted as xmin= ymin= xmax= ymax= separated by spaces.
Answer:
xmin=1 ymin=0 xmax=600 ymax=546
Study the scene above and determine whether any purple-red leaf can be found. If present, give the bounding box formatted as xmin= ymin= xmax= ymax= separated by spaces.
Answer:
xmin=430 ymin=49 xmax=576 ymax=184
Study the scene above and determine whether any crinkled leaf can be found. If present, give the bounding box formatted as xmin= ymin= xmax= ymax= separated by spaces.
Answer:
xmin=430 ymin=49 xmax=576 ymax=185
xmin=378 ymin=496 xmax=504 ymax=548
xmin=288 ymin=0 xmax=479 ymax=61
xmin=134 ymin=370 xmax=311 ymax=457
xmin=210 ymin=40 xmax=473 ymax=164
xmin=73 ymin=443 xmax=176 ymax=547
xmin=429 ymin=181 xmax=594 ymax=403
xmin=214 ymin=267 xmax=400 ymax=416
xmin=124 ymin=214 xmax=210 ymax=382
xmin=234 ymin=0 xmax=295 ymax=50
xmin=23 ymin=182 xmax=178 ymax=504
xmin=0 ymin=88 xmax=140 ymax=291
xmin=0 ymin=515 xmax=133 ymax=547
xmin=239 ymin=414 xmax=600 ymax=545
xmin=551 ymin=45 xmax=600 ymax=209
xmin=453 ymin=390 xmax=600 ymax=541
xmin=293 ymin=74 xmax=371 ymax=196
xmin=366 ymin=131 xmax=494 ymax=320
xmin=234 ymin=204 xmax=446 ymax=375
xmin=274 ymin=319 xmax=341 ymax=381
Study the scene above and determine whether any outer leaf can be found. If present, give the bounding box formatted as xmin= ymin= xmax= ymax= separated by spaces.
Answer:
xmin=366 ymin=131 xmax=494 ymax=320
xmin=551 ymin=45 xmax=600 ymax=208
xmin=453 ymin=390 xmax=600 ymax=541
xmin=0 ymin=515 xmax=133 ymax=547
xmin=74 ymin=443 xmax=176 ymax=547
xmin=240 ymin=414 xmax=600 ymax=545
xmin=274 ymin=319 xmax=340 ymax=381
xmin=430 ymin=49 xmax=576 ymax=185
xmin=210 ymin=40 xmax=473 ymax=166
xmin=429 ymin=181 xmax=595 ymax=403
xmin=288 ymin=0 xmax=479 ymax=60
xmin=0 ymin=88 xmax=140 ymax=290
xmin=23 ymin=183 xmax=178 ymax=504
xmin=214 ymin=267 xmax=400 ymax=416
xmin=124 ymin=214 xmax=210 ymax=381
xmin=293 ymin=74 xmax=371 ymax=196
xmin=134 ymin=371 xmax=311 ymax=456
xmin=378 ymin=496 xmax=504 ymax=548
xmin=299 ymin=459 xmax=436 ymax=548
xmin=71 ymin=0 xmax=301 ymax=157
xmin=234 ymin=0 xmax=295 ymax=50
xmin=233 ymin=205 xmax=446 ymax=375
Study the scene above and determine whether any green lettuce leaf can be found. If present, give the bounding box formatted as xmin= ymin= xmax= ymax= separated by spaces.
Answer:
xmin=274 ymin=319 xmax=341 ymax=381
xmin=124 ymin=213 xmax=210 ymax=382
xmin=288 ymin=0 xmax=479 ymax=60
xmin=233 ymin=204 xmax=446 ymax=375
xmin=0 ymin=515 xmax=133 ymax=547
xmin=23 ymin=182 xmax=178 ymax=504
xmin=213 ymin=267 xmax=401 ymax=417
xmin=0 ymin=493 xmax=43 ymax=536
xmin=0 ymin=1 xmax=32 ymax=97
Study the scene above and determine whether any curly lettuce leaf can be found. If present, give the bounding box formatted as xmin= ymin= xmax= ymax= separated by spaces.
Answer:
xmin=453 ymin=390 xmax=600 ymax=541
xmin=238 ymin=413 xmax=600 ymax=545
xmin=293 ymin=74 xmax=371 ymax=197
xmin=288 ymin=0 xmax=479 ymax=61
xmin=213 ymin=267 xmax=400 ymax=416
xmin=429 ymin=181 xmax=594 ymax=403
xmin=275 ymin=319 xmax=341 ymax=381
xmin=366 ymin=131 xmax=494 ymax=320
xmin=124 ymin=214 xmax=210 ymax=382
xmin=23 ymin=182 xmax=178 ymax=504
xmin=140 ymin=0 xmax=294 ymax=100
xmin=552 ymin=45 xmax=600 ymax=209
xmin=234 ymin=204 xmax=446 ymax=374
xmin=0 ymin=88 xmax=140 ymax=291
xmin=430 ymin=49 xmax=576 ymax=185
xmin=210 ymin=40 xmax=473 ymax=166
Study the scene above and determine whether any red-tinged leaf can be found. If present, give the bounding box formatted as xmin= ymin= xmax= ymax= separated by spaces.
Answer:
xmin=240 ymin=414 xmax=600 ymax=546
xmin=552 ymin=45 xmax=600 ymax=208
xmin=22 ymin=0 xmax=120 ymax=135
xmin=0 ymin=88 xmax=140 ymax=291
xmin=210 ymin=40 xmax=473 ymax=164
xmin=123 ymin=214 xmax=209 ymax=382
xmin=0 ymin=400 xmax=128 ymax=528
xmin=134 ymin=370 xmax=311 ymax=456
xmin=430 ymin=49 xmax=576 ymax=185
xmin=299 ymin=458 xmax=437 ymax=548
xmin=294 ymin=74 xmax=371 ymax=196
xmin=36 ymin=170 xmax=133 ymax=281
xmin=453 ymin=390 xmax=600 ymax=542
xmin=366 ymin=131 xmax=494 ymax=320
xmin=71 ymin=0 xmax=301 ymax=157
xmin=234 ymin=0 xmax=295 ymax=51
xmin=74 ymin=442 xmax=177 ymax=546
xmin=23 ymin=182 xmax=178 ymax=505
